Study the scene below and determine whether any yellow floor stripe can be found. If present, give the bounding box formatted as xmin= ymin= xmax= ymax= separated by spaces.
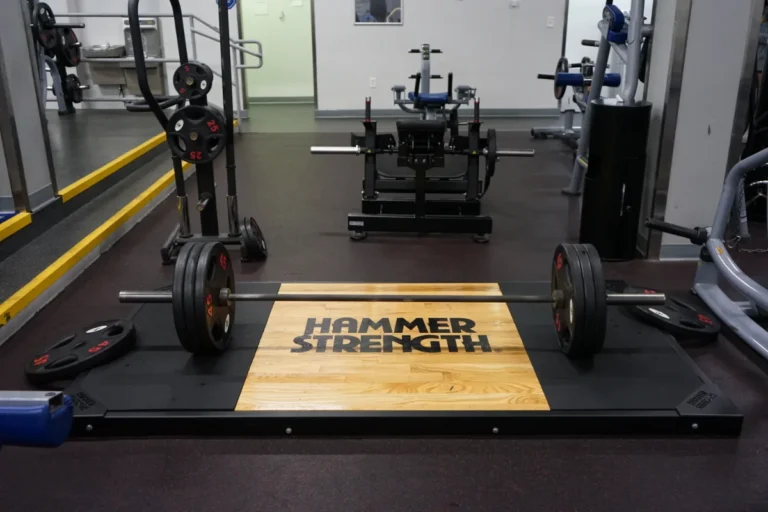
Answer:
xmin=0 ymin=162 xmax=191 ymax=328
xmin=0 ymin=212 xmax=32 ymax=243
xmin=59 ymin=132 xmax=168 ymax=203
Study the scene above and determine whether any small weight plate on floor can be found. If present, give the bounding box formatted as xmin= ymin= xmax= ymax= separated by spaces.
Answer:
xmin=65 ymin=74 xmax=83 ymax=104
xmin=56 ymin=28 xmax=81 ymax=67
xmin=180 ymin=242 xmax=206 ymax=353
xmin=33 ymin=2 xmax=58 ymax=50
xmin=166 ymin=105 xmax=227 ymax=164
xmin=551 ymin=243 xmax=587 ymax=357
xmin=624 ymin=286 xmax=721 ymax=342
xmin=173 ymin=61 xmax=215 ymax=99
xmin=172 ymin=242 xmax=196 ymax=350
xmin=554 ymin=57 xmax=569 ymax=100
xmin=485 ymin=128 xmax=497 ymax=178
xmin=576 ymin=244 xmax=607 ymax=355
xmin=240 ymin=217 xmax=268 ymax=261
xmin=192 ymin=242 xmax=236 ymax=354
xmin=25 ymin=320 xmax=136 ymax=385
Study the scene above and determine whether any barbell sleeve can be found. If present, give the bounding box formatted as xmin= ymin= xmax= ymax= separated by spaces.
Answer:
xmin=310 ymin=146 xmax=363 ymax=155
xmin=484 ymin=149 xmax=536 ymax=158
xmin=119 ymin=290 xmax=666 ymax=306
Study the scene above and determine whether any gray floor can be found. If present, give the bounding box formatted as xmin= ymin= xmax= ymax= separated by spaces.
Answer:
xmin=243 ymin=103 xmax=573 ymax=134
xmin=46 ymin=110 xmax=162 ymax=189
xmin=0 ymin=149 xmax=176 ymax=304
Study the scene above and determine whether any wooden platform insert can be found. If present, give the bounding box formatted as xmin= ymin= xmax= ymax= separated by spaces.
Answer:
xmin=235 ymin=283 xmax=550 ymax=411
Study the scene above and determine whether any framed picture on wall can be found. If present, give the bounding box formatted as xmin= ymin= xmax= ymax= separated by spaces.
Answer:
xmin=355 ymin=0 xmax=403 ymax=25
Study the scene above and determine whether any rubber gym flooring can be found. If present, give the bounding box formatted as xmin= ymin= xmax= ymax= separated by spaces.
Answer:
xmin=46 ymin=110 xmax=160 ymax=189
xmin=1 ymin=131 xmax=768 ymax=511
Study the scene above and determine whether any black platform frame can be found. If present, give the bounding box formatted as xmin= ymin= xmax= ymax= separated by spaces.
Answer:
xmin=64 ymin=281 xmax=743 ymax=438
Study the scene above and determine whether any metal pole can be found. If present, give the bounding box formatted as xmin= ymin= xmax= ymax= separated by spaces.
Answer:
xmin=232 ymin=45 xmax=242 ymax=134
xmin=190 ymin=16 xmax=198 ymax=60
xmin=118 ymin=290 xmax=667 ymax=306
xmin=218 ymin=0 xmax=239 ymax=236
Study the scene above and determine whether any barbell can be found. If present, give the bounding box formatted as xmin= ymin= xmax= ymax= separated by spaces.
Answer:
xmin=118 ymin=242 xmax=665 ymax=358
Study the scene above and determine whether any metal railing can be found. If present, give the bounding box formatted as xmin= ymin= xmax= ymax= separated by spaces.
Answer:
xmin=49 ymin=12 xmax=263 ymax=132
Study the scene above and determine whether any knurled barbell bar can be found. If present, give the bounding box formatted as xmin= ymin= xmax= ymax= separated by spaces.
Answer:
xmin=117 ymin=242 xmax=665 ymax=358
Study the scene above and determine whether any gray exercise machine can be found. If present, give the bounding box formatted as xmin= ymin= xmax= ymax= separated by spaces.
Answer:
xmin=647 ymin=148 xmax=768 ymax=359
xmin=532 ymin=53 xmax=621 ymax=149
xmin=563 ymin=0 xmax=652 ymax=196
xmin=391 ymin=43 xmax=477 ymax=130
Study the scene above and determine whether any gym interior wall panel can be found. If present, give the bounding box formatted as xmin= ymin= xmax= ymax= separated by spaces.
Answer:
xmin=0 ymin=0 xmax=54 ymax=209
xmin=242 ymin=0 xmax=314 ymax=100
xmin=660 ymin=0 xmax=755 ymax=257
xmin=638 ymin=0 xmax=682 ymax=256
xmin=314 ymin=0 xmax=566 ymax=112
xmin=0 ymin=134 xmax=10 ymax=211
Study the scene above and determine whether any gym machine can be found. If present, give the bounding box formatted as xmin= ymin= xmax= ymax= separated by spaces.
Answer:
xmin=563 ymin=0 xmax=652 ymax=196
xmin=646 ymin=147 xmax=768 ymax=361
xmin=128 ymin=0 xmax=267 ymax=264
xmin=29 ymin=1 xmax=90 ymax=116
xmin=311 ymin=44 xmax=535 ymax=242
xmin=531 ymin=52 xmax=622 ymax=149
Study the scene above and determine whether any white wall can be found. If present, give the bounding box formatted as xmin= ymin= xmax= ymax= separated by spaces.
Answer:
xmin=50 ymin=0 xmax=240 ymax=111
xmin=314 ymin=0 xmax=566 ymax=112
xmin=242 ymin=0 xmax=314 ymax=100
xmin=661 ymin=0 xmax=755 ymax=253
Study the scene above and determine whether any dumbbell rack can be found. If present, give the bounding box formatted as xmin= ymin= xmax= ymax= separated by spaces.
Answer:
xmin=128 ymin=0 xmax=267 ymax=264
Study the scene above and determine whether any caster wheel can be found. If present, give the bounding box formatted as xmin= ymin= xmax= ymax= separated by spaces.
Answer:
xmin=473 ymin=233 xmax=490 ymax=244
xmin=240 ymin=217 xmax=268 ymax=261
xmin=350 ymin=231 xmax=368 ymax=241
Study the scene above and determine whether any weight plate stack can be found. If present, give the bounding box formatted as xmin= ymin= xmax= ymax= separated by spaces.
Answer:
xmin=554 ymin=57 xmax=570 ymax=100
xmin=166 ymin=105 xmax=227 ymax=164
xmin=33 ymin=2 xmax=59 ymax=50
xmin=240 ymin=217 xmax=268 ymax=261
xmin=485 ymin=129 xmax=498 ymax=177
xmin=173 ymin=61 xmax=215 ymax=100
xmin=56 ymin=28 xmax=81 ymax=68
xmin=65 ymin=74 xmax=83 ymax=104
xmin=552 ymin=243 xmax=588 ymax=357
xmin=191 ymin=242 xmax=236 ymax=354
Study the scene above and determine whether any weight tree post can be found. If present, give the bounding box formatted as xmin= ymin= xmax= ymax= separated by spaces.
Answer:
xmin=562 ymin=35 xmax=611 ymax=196
xmin=219 ymin=0 xmax=240 ymax=236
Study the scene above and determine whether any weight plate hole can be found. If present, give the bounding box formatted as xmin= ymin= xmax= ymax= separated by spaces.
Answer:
xmin=105 ymin=325 xmax=124 ymax=337
xmin=51 ymin=335 xmax=76 ymax=349
xmin=72 ymin=341 xmax=86 ymax=349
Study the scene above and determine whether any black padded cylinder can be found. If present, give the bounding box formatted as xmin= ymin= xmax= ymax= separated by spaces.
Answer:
xmin=579 ymin=99 xmax=652 ymax=261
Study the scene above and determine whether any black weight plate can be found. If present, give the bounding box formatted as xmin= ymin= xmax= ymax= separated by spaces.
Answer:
xmin=56 ymin=28 xmax=81 ymax=67
xmin=240 ymin=217 xmax=268 ymax=261
xmin=576 ymin=244 xmax=607 ymax=355
xmin=33 ymin=2 xmax=59 ymax=50
xmin=485 ymin=129 xmax=497 ymax=178
xmin=551 ymin=243 xmax=587 ymax=357
xmin=25 ymin=320 xmax=136 ymax=385
xmin=167 ymin=105 xmax=226 ymax=164
xmin=181 ymin=242 xmax=206 ymax=353
xmin=65 ymin=74 xmax=83 ymax=104
xmin=173 ymin=61 xmax=215 ymax=99
xmin=172 ymin=242 xmax=196 ymax=350
xmin=554 ymin=57 xmax=569 ymax=100
xmin=193 ymin=242 xmax=236 ymax=354
xmin=624 ymin=286 xmax=720 ymax=342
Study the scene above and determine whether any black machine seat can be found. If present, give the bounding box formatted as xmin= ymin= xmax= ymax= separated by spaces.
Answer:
xmin=396 ymin=119 xmax=447 ymax=134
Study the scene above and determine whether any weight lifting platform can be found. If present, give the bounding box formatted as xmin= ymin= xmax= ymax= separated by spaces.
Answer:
xmin=65 ymin=282 xmax=742 ymax=437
